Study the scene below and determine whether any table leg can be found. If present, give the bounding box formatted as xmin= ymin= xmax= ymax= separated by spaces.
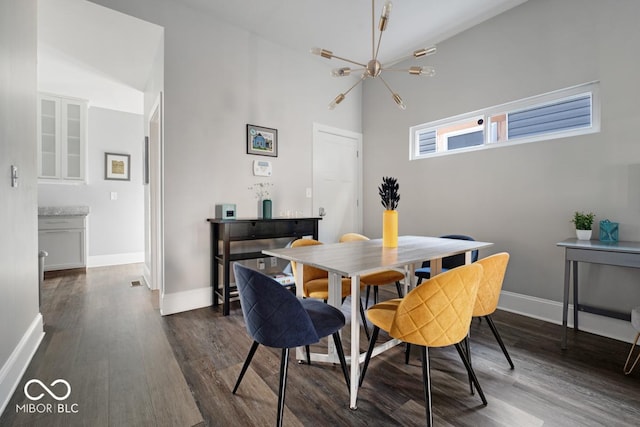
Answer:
xmin=561 ymin=258 xmax=570 ymax=349
xmin=572 ymin=260 xmax=579 ymax=331
xmin=350 ymin=275 xmax=361 ymax=410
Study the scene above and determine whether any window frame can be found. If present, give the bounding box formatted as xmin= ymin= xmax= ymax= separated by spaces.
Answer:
xmin=410 ymin=81 xmax=600 ymax=160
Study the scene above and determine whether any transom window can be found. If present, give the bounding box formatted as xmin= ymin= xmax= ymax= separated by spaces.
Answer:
xmin=410 ymin=81 xmax=600 ymax=160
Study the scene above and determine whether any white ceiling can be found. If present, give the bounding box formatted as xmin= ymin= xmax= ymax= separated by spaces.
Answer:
xmin=178 ymin=0 xmax=528 ymax=64
xmin=38 ymin=0 xmax=527 ymax=105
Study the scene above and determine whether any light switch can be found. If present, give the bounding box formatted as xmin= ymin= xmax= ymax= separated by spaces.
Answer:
xmin=11 ymin=165 xmax=18 ymax=188
xmin=305 ymin=187 xmax=312 ymax=198
xmin=110 ymin=192 xmax=118 ymax=200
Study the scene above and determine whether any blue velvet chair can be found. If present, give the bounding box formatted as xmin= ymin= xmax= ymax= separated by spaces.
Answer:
xmin=415 ymin=234 xmax=479 ymax=284
xmin=232 ymin=263 xmax=349 ymax=427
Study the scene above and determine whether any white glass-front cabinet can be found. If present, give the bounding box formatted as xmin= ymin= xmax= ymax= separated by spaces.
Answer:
xmin=37 ymin=94 xmax=87 ymax=181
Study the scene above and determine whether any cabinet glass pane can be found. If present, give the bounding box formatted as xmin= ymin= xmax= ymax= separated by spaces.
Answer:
xmin=42 ymin=134 xmax=56 ymax=153
xmin=41 ymin=152 xmax=56 ymax=176
xmin=66 ymin=104 xmax=80 ymax=120
xmin=41 ymin=116 xmax=56 ymax=135
xmin=41 ymin=99 xmax=55 ymax=117
xmin=67 ymin=155 xmax=81 ymax=178
xmin=67 ymin=119 xmax=80 ymax=137
xmin=67 ymin=137 xmax=80 ymax=155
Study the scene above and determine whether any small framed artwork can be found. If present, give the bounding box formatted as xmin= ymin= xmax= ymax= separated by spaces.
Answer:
xmin=246 ymin=124 xmax=278 ymax=157
xmin=105 ymin=152 xmax=131 ymax=181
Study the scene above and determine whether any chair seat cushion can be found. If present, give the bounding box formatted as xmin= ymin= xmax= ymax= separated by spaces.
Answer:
xmin=300 ymin=298 xmax=346 ymax=338
xmin=366 ymin=298 xmax=403 ymax=331
xmin=305 ymin=277 xmax=362 ymax=300
xmin=361 ymin=270 xmax=404 ymax=286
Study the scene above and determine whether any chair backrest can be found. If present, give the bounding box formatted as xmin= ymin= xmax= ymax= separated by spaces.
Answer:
xmin=472 ymin=252 xmax=510 ymax=317
xmin=421 ymin=234 xmax=479 ymax=270
xmin=390 ymin=263 xmax=483 ymax=347
xmin=339 ymin=233 xmax=369 ymax=243
xmin=233 ymin=263 xmax=320 ymax=348
xmin=290 ymin=239 xmax=328 ymax=295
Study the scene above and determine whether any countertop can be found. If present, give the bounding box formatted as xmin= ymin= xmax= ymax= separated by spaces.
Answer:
xmin=38 ymin=205 xmax=90 ymax=216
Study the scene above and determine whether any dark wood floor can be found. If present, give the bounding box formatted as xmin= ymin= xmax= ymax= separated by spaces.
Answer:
xmin=164 ymin=291 xmax=640 ymax=427
xmin=2 ymin=265 xmax=639 ymax=426
xmin=0 ymin=264 xmax=203 ymax=427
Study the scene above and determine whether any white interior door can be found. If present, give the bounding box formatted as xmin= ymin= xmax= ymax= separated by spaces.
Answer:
xmin=312 ymin=123 xmax=363 ymax=243
xmin=145 ymin=94 xmax=163 ymax=298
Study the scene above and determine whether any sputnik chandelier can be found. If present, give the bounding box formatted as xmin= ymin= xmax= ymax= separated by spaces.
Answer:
xmin=311 ymin=0 xmax=437 ymax=110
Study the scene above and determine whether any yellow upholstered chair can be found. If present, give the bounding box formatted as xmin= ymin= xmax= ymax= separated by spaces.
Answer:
xmin=472 ymin=252 xmax=514 ymax=369
xmin=359 ymin=263 xmax=487 ymax=426
xmin=290 ymin=238 xmax=370 ymax=340
xmin=339 ymin=233 xmax=404 ymax=308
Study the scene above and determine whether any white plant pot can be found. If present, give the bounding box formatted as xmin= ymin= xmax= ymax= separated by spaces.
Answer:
xmin=576 ymin=229 xmax=592 ymax=240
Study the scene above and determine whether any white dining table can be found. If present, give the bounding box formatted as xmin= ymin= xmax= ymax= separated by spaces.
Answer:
xmin=263 ymin=235 xmax=493 ymax=409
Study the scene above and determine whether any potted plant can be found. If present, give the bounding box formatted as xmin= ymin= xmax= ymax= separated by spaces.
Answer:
xmin=571 ymin=211 xmax=595 ymax=240
xmin=379 ymin=177 xmax=400 ymax=247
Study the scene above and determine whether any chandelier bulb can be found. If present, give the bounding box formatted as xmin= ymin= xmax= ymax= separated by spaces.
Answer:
xmin=331 ymin=67 xmax=352 ymax=77
xmin=392 ymin=93 xmax=406 ymax=110
xmin=409 ymin=66 xmax=436 ymax=77
xmin=413 ymin=46 xmax=437 ymax=58
xmin=310 ymin=47 xmax=333 ymax=59
xmin=379 ymin=1 xmax=393 ymax=31
xmin=329 ymin=93 xmax=346 ymax=110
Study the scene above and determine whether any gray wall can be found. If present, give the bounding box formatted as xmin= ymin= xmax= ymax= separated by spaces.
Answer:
xmin=362 ymin=0 xmax=640 ymax=314
xmin=90 ymin=0 xmax=362 ymax=303
xmin=38 ymin=106 xmax=145 ymax=263
xmin=0 ymin=0 xmax=41 ymax=412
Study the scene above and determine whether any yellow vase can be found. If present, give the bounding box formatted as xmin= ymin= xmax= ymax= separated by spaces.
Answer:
xmin=382 ymin=210 xmax=398 ymax=248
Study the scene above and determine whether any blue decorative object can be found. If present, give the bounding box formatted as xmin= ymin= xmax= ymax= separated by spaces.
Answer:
xmin=262 ymin=199 xmax=272 ymax=219
xmin=599 ymin=219 xmax=619 ymax=242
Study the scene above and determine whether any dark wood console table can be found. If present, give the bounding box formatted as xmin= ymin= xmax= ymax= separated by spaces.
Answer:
xmin=207 ymin=217 xmax=320 ymax=315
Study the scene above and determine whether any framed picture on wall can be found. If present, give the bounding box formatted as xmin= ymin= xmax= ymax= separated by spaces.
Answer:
xmin=105 ymin=152 xmax=131 ymax=181
xmin=246 ymin=124 xmax=278 ymax=157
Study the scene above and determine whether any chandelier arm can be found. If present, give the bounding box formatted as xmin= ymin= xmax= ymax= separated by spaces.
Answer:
xmin=371 ymin=0 xmax=375 ymax=59
xmin=343 ymin=74 xmax=367 ymax=97
xmin=377 ymin=75 xmax=395 ymax=95
xmin=374 ymin=30 xmax=384 ymax=62
xmin=331 ymin=54 xmax=367 ymax=68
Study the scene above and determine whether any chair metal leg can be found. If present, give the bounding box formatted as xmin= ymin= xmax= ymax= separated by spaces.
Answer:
xmin=359 ymin=326 xmax=380 ymax=387
xmin=233 ymin=341 xmax=260 ymax=394
xmin=332 ymin=332 xmax=350 ymax=390
xmin=360 ymin=301 xmax=370 ymax=340
xmin=373 ymin=285 xmax=379 ymax=305
xmin=395 ymin=281 xmax=403 ymax=298
xmin=405 ymin=343 xmax=411 ymax=364
xmin=305 ymin=345 xmax=311 ymax=365
xmin=624 ymin=332 xmax=640 ymax=375
xmin=365 ymin=286 xmax=371 ymax=309
xmin=276 ymin=348 xmax=289 ymax=427
xmin=454 ymin=342 xmax=487 ymax=406
xmin=463 ymin=335 xmax=474 ymax=395
xmin=421 ymin=346 xmax=433 ymax=427
xmin=485 ymin=315 xmax=515 ymax=369
xmin=232 ymin=341 xmax=260 ymax=394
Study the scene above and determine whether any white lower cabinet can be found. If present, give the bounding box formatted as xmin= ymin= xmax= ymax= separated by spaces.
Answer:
xmin=38 ymin=215 xmax=87 ymax=271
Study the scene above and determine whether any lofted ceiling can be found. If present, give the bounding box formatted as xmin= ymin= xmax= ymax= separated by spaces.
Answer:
xmin=38 ymin=0 xmax=528 ymax=98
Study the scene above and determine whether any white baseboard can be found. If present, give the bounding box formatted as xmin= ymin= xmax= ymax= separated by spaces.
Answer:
xmin=87 ymin=252 xmax=144 ymax=268
xmin=160 ymin=286 xmax=212 ymax=316
xmin=498 ymin=290 xmax=637 ymax=344
xmin=0 ymin=314 xmax=45 ymax=416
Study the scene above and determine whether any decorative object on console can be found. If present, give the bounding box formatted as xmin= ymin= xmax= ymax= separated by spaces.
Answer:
xmin=105 ymin=152 xmax=130 ymax=181
xmin=311 ymin=0 xmax=436 ymax=110
xmin=599 ymin=219 xmax=619 ymax=242
xmin=215 ymin=204 xmax=236 ymax=220
xmin=379 ymin=176 xmax=400 ymax=248
xmin=571 ymin=211 xmax=595 ymax=240
xmin=249 ymin=182 xmax=274 ymax=219
xmin=247 ymin=124 xmax=278 ymax=157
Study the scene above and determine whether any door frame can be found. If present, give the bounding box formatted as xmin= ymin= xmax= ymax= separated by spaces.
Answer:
xmin=145 ymin=93 xmax=165 ymax=307
xmin=312 ymin=123 xmax=363 ymax=240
